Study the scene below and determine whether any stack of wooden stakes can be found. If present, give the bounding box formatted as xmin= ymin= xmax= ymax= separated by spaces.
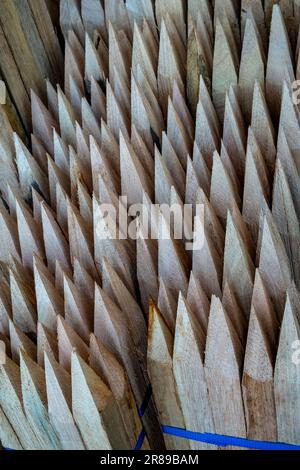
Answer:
xmin=0 ymin=0 xmax=299 ymax=450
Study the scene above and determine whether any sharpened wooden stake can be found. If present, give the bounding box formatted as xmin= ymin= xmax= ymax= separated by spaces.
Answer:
xmin=1 ymin=0 xmax=300 ymax=451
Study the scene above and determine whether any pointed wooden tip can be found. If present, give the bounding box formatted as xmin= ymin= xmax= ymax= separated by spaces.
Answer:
xmin=9 ymin=319 xmax=37 ymax=364
xmin=148 ymin=301 xmax=173 ymax=363
xmin=57 ymin=315 xmax=89 ymax=372
xmin=37 ymin=321 xmax=58 ymax=367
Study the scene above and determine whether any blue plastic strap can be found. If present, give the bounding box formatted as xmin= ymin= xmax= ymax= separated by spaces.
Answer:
xmin=134 ymin=385 xmax=153 ymax=450
xmin=162 ymin=426 xmax=300 ymax=451
xmin=5 ymin=385 xmax=299 ymax=451
xmin=134 ymin=430 xmax=146 ymax=451
xmin=5 ymin=427 xmax=300 ymax=451
xmin=138 ymin=385 xmax=152 ymax=418
xmin=134 ymin=387 xmax=300 ymax=451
